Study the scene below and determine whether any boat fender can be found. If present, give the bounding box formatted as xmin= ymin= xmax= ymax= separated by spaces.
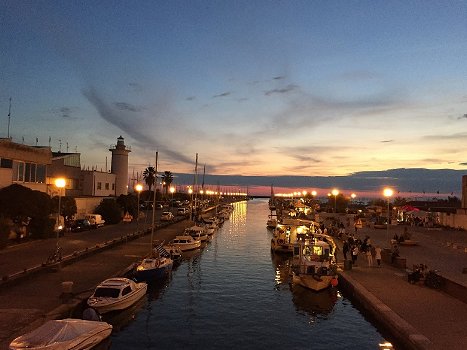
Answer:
xmin=331 ymin=278 xmax=338 ymax=287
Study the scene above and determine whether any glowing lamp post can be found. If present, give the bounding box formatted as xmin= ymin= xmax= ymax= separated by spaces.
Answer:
xmin=135 ymin=184 xmax=143 ymax=233
xmin=170 ymin=186 xmax=175 ymax=211
xmin=350 ymin=193 xmax=356 ymax=211
xmin=55 ymin=178 xmax=66 ymax=241
xmin=384 ymin=188 xmax=394 ymax=245
xmin=331 ymin=189 xmax=339 ymax=213
xmin=188 ymin=187 xmax=194 ymax=221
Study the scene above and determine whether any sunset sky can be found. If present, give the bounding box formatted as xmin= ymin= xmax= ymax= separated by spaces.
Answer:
xmin=1 ymin=1 xmax=466 ymax=179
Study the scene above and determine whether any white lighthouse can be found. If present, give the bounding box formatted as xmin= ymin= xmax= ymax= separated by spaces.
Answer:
xmin=109 ymin=136 xmax=131 ymax=196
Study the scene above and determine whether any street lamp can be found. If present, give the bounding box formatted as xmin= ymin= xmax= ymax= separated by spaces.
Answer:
xmin=135 ymin=184 xmax=143 ymax=233
xmin=55 ymin=178 xmax=66 ymax=242
xmin=384 ymin=188 xmax=394 ymax=245
xmin=331 ymin=189 xmax=339 ymax=213
xmin=170 ymin=186 xmax=175 ymax=211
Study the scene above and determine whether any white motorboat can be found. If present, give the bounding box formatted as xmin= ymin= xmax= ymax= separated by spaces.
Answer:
xmin=291 ymin=235 xmax=338 ymax=292
xmin=184 ymin=226 xmax=209 ymax=242
xmin=9 ymin=318 xmax=112 ymax=350
xmin=169 ymin=235 xmax=201 ymax=251
xmin=87 ymin=278 xmax=147 ymax=314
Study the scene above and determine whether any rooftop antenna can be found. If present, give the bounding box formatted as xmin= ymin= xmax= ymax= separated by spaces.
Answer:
xmin=59 ymin=139 xmax=62 ymax=152
xmin=66 ymin=142 xmax=69 ymax=152
xmin=7 ymin=97 xmax=12 ymax=138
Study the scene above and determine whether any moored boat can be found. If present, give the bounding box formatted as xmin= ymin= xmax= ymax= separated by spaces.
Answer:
xmin=87 ymin=278 xmax=147 ymax=314
xmin=266 ymin=215 xmax=277 ymax=229
xmin=9 ymin=318 xmax=112 ymax=350
xmin=169 ymin=235 xmax=202 ymax=251
xmin=163 ymin=244 xmax=183 ymax=262
xmin=135 ymin=243 xmax=173 ymax=281
xmin=184 ymin=226 xmax=209 ymax=242
xmin=291 ymin=235 xmax=338 ymax=292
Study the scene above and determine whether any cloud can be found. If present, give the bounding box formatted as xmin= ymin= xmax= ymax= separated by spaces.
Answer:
xmin=52 ymin=106 xmax=77 ymax=119
xmin=422 ymin=132 xmax=467 ymax=140
xmin=186 ymin=96 xmax=196 ymax=101
xmin=82 ymin=86 xmax=193 ymax=164
xmin=458 ymin=113 xmax=467 ymax=120
xmin=459 ymin=162 xmax=467 ymax=166
xmin=338 ymin=70 xmax=378 ymax=81
xmin=128 ymin=82 xmax=143 ymax=92
xmin=114 ymin=102 xmax=142 ymax=112
xmin=380 ymin=140 xmax=394 ymax=143
xmin=265 ymin=84 xmax=298 ymax=96
xmin=212 ymin=92 xmax=231 ymax=98
xmin=273 ymin=76 xmax=285 ymax=80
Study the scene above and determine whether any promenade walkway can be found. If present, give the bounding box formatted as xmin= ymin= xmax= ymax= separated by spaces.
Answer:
xmin=335 ymin=220 xmax=467 ymax=350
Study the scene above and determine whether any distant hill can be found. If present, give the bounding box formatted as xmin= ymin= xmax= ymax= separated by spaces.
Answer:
xmin=173 ymin=168 xmax=465 ymax=195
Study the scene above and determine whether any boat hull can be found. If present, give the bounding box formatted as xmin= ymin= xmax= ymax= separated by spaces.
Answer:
xmin=292 ymin=273 xmax=334 ymax=292
xmin=135 ymin=260 xmax=173 ymax=281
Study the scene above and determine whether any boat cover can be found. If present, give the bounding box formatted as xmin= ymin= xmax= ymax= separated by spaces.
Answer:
xmin=9 ymin=318 xmax=112 ymax=350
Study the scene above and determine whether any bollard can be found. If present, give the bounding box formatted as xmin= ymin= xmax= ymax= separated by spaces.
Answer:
xmin=61 ymin=281 xmax=73 ymax=294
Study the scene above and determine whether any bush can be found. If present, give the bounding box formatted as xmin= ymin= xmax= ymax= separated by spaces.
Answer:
xmin=95 ymin=198 xmax=122 ymax=225
xmin=0 ymin=217 xmax=9 ymax=249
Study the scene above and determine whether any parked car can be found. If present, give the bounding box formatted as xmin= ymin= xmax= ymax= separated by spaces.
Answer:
xmin=160 ymin=211 xmax=174 ymax=221
xmin=84 ymin=214 xmax=105 ymax=228
xmin=70 ymin=219 xmax=92 ymax=232
xmin=177 ymin=207 xmax=189 ymax=216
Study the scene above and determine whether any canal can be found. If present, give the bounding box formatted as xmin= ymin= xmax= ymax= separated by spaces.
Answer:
xmin=109 ymin=199 xmax=389 ymax=349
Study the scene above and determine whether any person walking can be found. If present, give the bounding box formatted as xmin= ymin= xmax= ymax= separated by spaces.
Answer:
xmin=366 ymin=245 xmax=373 ymax=267
xmin=351 ymin=245 xmax=359 ymax=266
xmin=374 ymin=245 xmax=382 ymax=267
xmin=343 ymin=241 xmax=349 ymax=261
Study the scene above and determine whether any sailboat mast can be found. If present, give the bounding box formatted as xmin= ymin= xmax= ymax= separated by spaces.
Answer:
xmin=7 ymin=97 xmax=12 ymax=139
xmin=191 ymin=153 xmax=198 ymax=221
xmin=150 ymin=151 xmax=159 ymax=253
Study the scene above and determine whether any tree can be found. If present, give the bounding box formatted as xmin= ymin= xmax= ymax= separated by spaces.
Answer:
xmin=142 ymin=166 xmax=157 ymax=193
xmin=116 ymin=194 xmax=138 ymax=217
xmin=327 ymin=193 xmax=348 ymax=213
xmin=393 ymin=197 xmax=407 ymax=207
xmin=161 ymin=171 xmax=174 ymax=196
xmin=51 ymin=196 xmax=77 ymax=223
xmin=95 ymin=198 xmax=122 ymax=225
xmin=0 ymin=184 xmax=53 ymax=239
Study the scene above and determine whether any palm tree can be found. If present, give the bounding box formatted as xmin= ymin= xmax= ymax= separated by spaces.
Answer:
xmin=142 ymin=166 xmax=156 ymax=193
xmin=161 ymin=171 xmax=174 ymax=195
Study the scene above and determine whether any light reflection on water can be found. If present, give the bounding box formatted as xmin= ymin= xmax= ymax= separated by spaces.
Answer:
xmin=110 ymin=199 xmax=388 ymax=349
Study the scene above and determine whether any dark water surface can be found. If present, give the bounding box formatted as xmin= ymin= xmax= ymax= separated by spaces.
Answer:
xmin=110 ymin=199 xmax=387 ymax=349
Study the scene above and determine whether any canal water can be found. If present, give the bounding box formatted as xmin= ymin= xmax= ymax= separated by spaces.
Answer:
xmin=109 ymin=199 xmax=388 ymax=349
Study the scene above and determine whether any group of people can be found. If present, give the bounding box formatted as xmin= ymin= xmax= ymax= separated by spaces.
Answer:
xmin=342 ymin=234 xmax=382 ymax=267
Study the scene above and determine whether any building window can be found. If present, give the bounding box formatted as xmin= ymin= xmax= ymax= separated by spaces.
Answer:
xmin=17 ymin=162 xmax=24 ymax=181
xmin=12 ymin=161 xmax=45 ymax=183
xmin=0 ymin=158 xmax=13 ymax=168
xmin=97 ymin=182 xmax=102 ymax=190
xmin=105 ymin=183 xmax=109 ymax=190
xmin=36 ymin=165 xmax=46 ymax=183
